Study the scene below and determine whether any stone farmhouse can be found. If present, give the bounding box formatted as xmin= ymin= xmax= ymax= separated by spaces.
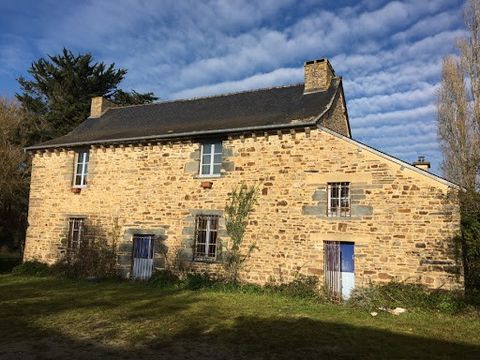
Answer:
xmin=24 ymin=58 xmax=462 ymax=298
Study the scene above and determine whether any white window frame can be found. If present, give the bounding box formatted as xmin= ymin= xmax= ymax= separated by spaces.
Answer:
xmin=68 ymin=218 xmax=84 ymax=251
xmin=327 ymin=182 xmax=351 ymax=217
xmin=193 ymin=215 xmax=219 ymax=261
xmin=73 ymin=150 xmax=89 ymax=188
xmin=199 ymin=142 xmax=222 ymax=177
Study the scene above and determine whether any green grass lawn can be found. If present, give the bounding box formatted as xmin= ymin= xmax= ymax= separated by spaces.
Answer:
xmin=0 ymin=275 xmax=479 ymax=359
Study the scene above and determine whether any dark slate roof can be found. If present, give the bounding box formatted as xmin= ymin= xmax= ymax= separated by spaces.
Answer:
xmin=27 ymin=78 xmax=341 ymax=150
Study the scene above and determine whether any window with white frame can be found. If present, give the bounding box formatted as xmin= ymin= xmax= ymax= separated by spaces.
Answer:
xmin=200 ymin=142 xmax=222 ymax=176
xmin=68 ymin=218 xmax=84 ymax=251
xmin=194 ymin=215 xmax=219 ymax=261
xmin=73 ymin=150 xmax=89 ymax=187
xmin=327 ymin=182 xmax=351 ymax=217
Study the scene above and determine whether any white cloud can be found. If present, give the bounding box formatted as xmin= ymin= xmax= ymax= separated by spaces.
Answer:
xmin=170 ymin=67 xmax=303 ymax=99
xmin=0 ymin=0 xmax=466 ymax=173
xmin=349 ymin=84 xmax=438 ymax=117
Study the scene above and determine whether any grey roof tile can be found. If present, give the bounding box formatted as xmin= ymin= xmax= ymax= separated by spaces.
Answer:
xmin=28 ymin=79 xmax=340 ymax=149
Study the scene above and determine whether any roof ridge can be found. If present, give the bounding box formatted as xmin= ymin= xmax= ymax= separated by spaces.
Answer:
xmin=104 ymin=82 xmax=306 ymax=113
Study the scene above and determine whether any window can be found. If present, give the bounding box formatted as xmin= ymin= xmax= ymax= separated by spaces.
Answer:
xmin=73 ymin=150 xmax=89 ymax=187
xmin=200 ymin=142 xmax=222 ymax=176
xmin=194 ymin=215 xmax=219 ymax=261
xmin=68 ymin=218 xmax=84 ymax=250
xmin=327 ymin=182 xmax=351 ymax=217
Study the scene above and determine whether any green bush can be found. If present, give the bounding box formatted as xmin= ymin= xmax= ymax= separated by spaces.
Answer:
xmin=12 ymin=261 xmax=51 ymax=276
xmin=54 ymin=238 xmax=118 ymax=279
xmin=266 ymin=275 xmax=321 ymax=300
xmin=148 ymin=270 xmax=179 ymax=287
xmin=348 ymin=282 xmax=467 ymax=314
xmin=183 ymin=272 xmax=217 ymax=290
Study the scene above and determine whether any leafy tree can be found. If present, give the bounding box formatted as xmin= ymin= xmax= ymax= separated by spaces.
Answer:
xmin=437 ymin=0 xmax=480 ymax=190
xmin=17 ymin=48 xmax=157 ymax=144
xmin=0 ymin=97 xmax=30 ymax=253
xmin=223 ymin=184 xmax=258 ymax=282
xmin=437 ymin=0 xmax=480 ymax=294
xmin=111 ymin=89 xmax=157 ymax=106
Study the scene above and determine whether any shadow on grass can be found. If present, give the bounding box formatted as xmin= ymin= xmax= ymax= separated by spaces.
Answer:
xmin=0 ymin=276 xmax=479 ymax=359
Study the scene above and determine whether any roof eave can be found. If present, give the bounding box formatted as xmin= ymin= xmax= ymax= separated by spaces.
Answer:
xmin=24 ymin=118 xmax=320 ymax=152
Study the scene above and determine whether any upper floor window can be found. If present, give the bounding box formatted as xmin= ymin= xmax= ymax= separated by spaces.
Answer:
xmin=68 ymin=217 xmax=84 ymax=251
xmin=194 ymin=215 xmax=219 ymax=261
xmin=200 ymin=142 xmax=222 ymax=177
xmin=73 ymin=150 xmax=89 ymax=188
xmin=327 ymin=182 xmax=351 ymax=217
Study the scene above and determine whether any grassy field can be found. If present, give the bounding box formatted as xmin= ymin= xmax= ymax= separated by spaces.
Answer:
xmin=0 ymin=275 xmax=479 ymax=359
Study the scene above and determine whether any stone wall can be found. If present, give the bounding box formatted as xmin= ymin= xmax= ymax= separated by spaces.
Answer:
xmin=24 ymin=127 xmax=462 ymax=290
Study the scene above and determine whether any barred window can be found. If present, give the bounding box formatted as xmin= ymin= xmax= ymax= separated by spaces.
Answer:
xmin=200 ymin=142 xmax=222 ymax=176
xmin=73 ymin=150 xmax=89 ymax=187
xmin=194 ymin=215 xmax=219 ymax=261
xmin=327 ymin=182 xmax=351 ymax=217
xmin=68 ymin=218 xmax=84 ymax=250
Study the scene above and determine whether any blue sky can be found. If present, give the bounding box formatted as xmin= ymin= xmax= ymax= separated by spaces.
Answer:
xmin=0 ymin=0 xmax=466 ymax=174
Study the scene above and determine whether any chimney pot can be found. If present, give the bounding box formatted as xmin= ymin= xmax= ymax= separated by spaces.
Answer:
xmin=90 ymin=96 xmax=117 ymax=118
xmin=304 ymin=58 xmax=335 ymax=94
xmin=413 ymin=156 xmax=430 ymax=171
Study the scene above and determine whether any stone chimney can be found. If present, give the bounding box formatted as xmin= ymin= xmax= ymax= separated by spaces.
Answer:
xmin=90 ymin=96 xmax=117 ymax=118
xmin=304 ymin=58 xmax=335 ymax=94
xmin=413 ymin=156 xmax=431 ymax=171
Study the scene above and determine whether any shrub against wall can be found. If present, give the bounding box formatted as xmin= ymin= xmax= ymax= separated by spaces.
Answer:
xmin=223 ymin=184 xmax=258 ymax=282
xmin=459 ymin=191 xmax=480 ymax=294
xmin=54 ymin=218 xmax=120 ymax=279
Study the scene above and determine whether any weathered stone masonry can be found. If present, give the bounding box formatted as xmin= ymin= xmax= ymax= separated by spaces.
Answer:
xmin=24 ymin=126 xmax=462 ymax=290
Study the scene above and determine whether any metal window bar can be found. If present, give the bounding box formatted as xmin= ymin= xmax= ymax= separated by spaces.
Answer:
xmin=73 ymin=151 xmax=89 ymax=187
xmin=327 ymin=182 xmax=351 ymax=217
xmin=194 ymin=215 xmax=219 ymax=261
xmin=200 ymin=142 xmax=222 ymax=176
xmin=68 ymin=218 xmax=84 ymax=251
xmin=324 ymin=241 xmax=342 ymax=300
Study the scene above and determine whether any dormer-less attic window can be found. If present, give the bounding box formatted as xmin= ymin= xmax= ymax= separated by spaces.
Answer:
xmin=73 ymin=150 xmax=89 ymax=188
xmin=200 ymin=142 xmax=222 ymax=177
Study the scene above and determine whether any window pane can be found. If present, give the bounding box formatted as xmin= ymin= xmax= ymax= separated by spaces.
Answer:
xmin=210 ymin=217 xmax=218 ymax=230
xmin=214 ymin=143 xmax=222 ymax=153
xmin=202 ymin=153 xmax=211 ymax=163
xmin=208 ymin=244 xmax=216 ymax=257
xmin=331 ymin=185 xmax=339 ymax=198
xmin=202 ymin=144 xmax=212 ymax=155
xmin=213 ymin=164 xmax=221 ymax=174
xmin=196 ymin=243 xmax=206 ymax=257
xmin=75 ymin=175 xmax=82 ymax=185
xmin=341 ymin=186 xmax=349 ymax=198
xmin=84 ymin=151 xmax=89 ymax=162
xmin=201 ymin=164 xmax=210 ymax=175
xmin=331 ymin=198 xmax=339 ymax=210
xmin=76 ymin=163 xmax=83 ymax=175
xmin=197 ymin=217 xmax=207 ymax=231
xmin=213 ymin=154 xmax=222 ymax=163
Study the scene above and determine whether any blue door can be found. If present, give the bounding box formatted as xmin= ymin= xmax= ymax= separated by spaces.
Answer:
xmin=132 ymin=235 xmax=154 ymax=280
xmin=340 ymin=243 xmax=355 ymax=299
